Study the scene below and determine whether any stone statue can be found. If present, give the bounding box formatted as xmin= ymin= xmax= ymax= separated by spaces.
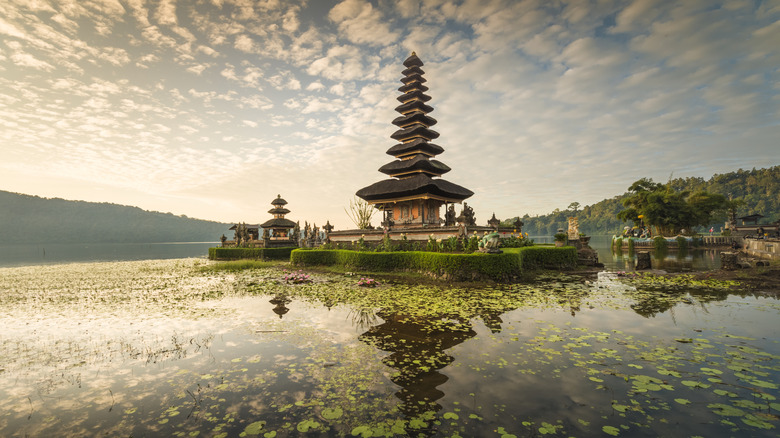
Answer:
xmin=478 ymin=231 xmax=502 ymax=253
xmin=220 ymin=234 xmax=227 ymax=247
xmin=234 ymin=222 xmax=250 ymax=247
xmin=461 ymin=203 xmax=476 ymax=227
xmin=568 ymin=217 xmax=579 ymax=240
xmin=445 ymin=204 xmax=457 ymax=226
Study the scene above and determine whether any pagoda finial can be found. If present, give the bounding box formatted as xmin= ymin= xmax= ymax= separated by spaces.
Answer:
xmin=411 ymin=51 xmax=416 ymax=56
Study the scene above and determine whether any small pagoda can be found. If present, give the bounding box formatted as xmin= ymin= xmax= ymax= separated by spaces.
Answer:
xmin=259 ymin=195 xmax=296 ymax=246
xmin=356 ymin=52 xmax=473 ymax=229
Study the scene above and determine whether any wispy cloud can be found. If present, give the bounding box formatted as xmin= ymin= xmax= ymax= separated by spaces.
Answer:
xmin=0 ymin=0 xmax=776 ymax=225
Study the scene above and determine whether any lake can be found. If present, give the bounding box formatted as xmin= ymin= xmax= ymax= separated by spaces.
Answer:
xmin=0 ymin=259 xmax=777 ymax=437
xmin=0 ymin=242 xmax=216 ymax=268
xmin=0 ymin=236 xmax=721 ymax=272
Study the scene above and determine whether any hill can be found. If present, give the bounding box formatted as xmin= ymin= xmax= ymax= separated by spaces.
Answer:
xmin=0 ymin=191 xmax=230 ymax=244
xmin=509 ymin=166 xmax=780 ymax=236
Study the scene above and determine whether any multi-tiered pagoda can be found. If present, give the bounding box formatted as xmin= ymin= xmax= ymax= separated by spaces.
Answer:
xmin=356 ymin=52 xmax=473 ymax=229
xmin=259 ymin=195 xmax=296 ymax=245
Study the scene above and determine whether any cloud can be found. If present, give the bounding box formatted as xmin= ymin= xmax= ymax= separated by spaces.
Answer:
xmin=306 ymin=81 xmax=325 ymax=91
xmin=282 ymin=6 xmax=300 ymax=32
xmin=11 ymin=52 xmax=55 ymax=70
xmin=187 ymin=63 xmax=210 ymax=75
xmin=234 ymin=33 xmax=256 ymax=52
xmin=329 ymin=0 xmax=399 ymax=46
xmin=268 ymin=70 xmax=301 ymax=90
xmin=611 ymin=0 xmax=665 ymax=34
xmin=0 ymin=16 xmax=28 ymax=39
xmin=155 ymin=0 xmax=178 ymax=26
xmin=307 ymin=45 xmax=372 ymax=81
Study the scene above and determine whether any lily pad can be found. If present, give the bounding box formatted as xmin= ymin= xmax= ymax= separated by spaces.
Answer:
xmin=244 ymin=421 xmax=266 ymax=435
xmin=322 ymin=407 xmax=343 ymax=420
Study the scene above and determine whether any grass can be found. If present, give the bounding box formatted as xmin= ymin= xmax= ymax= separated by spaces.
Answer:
xmin=199 ymin=260 xmax=282 ymax=272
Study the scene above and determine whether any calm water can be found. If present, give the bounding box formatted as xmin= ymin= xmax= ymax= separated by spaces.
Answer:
xmin=0 ymin=260 xmax=777 ymax=437
xmin=1 ymin=237 xmax=720 ymax=272
xmin=0 ymin=242 xmax=216 ymax=267
xmin=529 ymin=235 xmax=722 ymax=272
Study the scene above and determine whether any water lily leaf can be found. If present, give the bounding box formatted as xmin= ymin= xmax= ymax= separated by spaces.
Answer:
xmin=244 ymin=421 xmax=267 ymax=435
xmin=322 ymin=407 xmax=343 ymax=420
xmin=263 ymin=432 xmax=277 ymax=438
xmin=296 ymin=419 xmax=321 ymax=433
xmin=747 ymin=379 xmax=778 ymax=389
xmin=443 ymin=412 xmax=459 ymax=420
xmin=612 ymin=404 xmax=629 ymax=412
xmin=351 ymin=425 xmax=372 ymax=437
xmin=675 ymin=399 xmax=691 ymax=405
xmin=708 ymin=403 xmax=745 ymax=417
xmin=538 ymin=422 xmax=561 ymax=435
xmin=741 ymin=414 xmax=775 ymax=430
xmin=602 ymin=425 xmax=620 ymax=436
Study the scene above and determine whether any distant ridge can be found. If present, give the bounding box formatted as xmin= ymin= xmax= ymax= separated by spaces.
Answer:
xmin=510 ymin=166 xmax=780 ymax=236
xmin=0 ymin=191 xmax=229 ymax=244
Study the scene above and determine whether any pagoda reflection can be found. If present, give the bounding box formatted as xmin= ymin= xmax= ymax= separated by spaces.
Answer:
xmin=358 ymin=310 xmax=477 ymax=420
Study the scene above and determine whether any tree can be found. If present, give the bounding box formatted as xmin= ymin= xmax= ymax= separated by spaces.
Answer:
xmin=567 ymin=202 xmax=581 ymax=212
xmin=344 ymin=196 xmax=376 ymax=230
xmin=617 ymin=178 xmax=729 ymax=236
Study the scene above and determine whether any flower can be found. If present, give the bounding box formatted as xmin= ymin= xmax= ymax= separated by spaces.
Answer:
xmin=357 ymin=277 xmax=379 ymax=287
xmin=284 ymin=270 xmax=312 ymax=284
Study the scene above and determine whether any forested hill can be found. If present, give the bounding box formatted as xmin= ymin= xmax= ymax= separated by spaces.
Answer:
xmin=511 ymin=166 xmax=780 ymax=236
xmin=0 ymin=191 xmax=230 ymax=244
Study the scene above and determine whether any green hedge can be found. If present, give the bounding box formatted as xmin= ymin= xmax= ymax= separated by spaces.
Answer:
xmin=513 ymin=246 xmax=578 ymax=270
xmin=290 ymin=246 xmax=577 ymax=281
xmin=208 ymin=247 xmax=297 ymax=261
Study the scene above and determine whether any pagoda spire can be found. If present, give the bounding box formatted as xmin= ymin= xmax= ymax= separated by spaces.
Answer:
xmin=356 ymin=52 xmax=473 ymax=208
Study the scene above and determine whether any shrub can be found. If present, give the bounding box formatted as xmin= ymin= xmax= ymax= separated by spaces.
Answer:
xmin=426 ymin=235 xmax=440 ymax=252
xmin=209 ymin=247 xmax=296 ymax=261
xmin=442 ymin=236 xmax=460 ymax=252
xmin=377 ymin=234 xmax=394 ymax=252
xmin=290 ymin=246 xmax=577 ymax=281
xmin=627 ymin=238 xmax=635 ymax=253
xmin=465 ymin=236 xmax=480 ymax=253
xmin=653 ymin=236 xmax=668 ymax=251
xmin=675 ymin=236 xmax=688 ymax=252
xmin=514 ymin=246 xmax=577 ymax=270
xmin=500 ymin=236 xmax=534 ymax=248
xmin=554 ymin=233 xmax=567 ymax=242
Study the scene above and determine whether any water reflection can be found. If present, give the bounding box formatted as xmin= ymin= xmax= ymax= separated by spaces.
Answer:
xmin=1 ymin=260 xmax=778 ymax=437
xmin=269 ymin=294 xmax=291 ymax=318
xmin=588 ymin=235 xmax=724 ymax=271
xmin=359 ymin=311 xmax=477 ymax=420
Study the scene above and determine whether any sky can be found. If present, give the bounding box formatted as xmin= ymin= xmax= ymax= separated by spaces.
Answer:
xmin=1 ymin=0 xmax=778 ymax=230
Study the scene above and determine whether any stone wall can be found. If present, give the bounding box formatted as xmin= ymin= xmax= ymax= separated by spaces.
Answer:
xmin=743 ymin=238 xmax=780 ymax=261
